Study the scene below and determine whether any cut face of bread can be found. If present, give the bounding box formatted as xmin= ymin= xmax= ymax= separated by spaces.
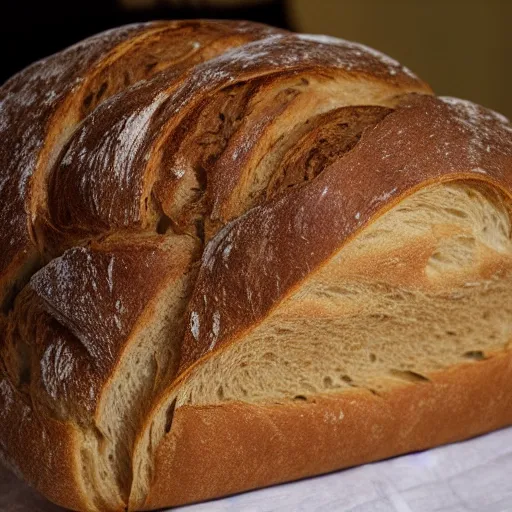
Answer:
xmin=131 ymin=181 xmax=512 ymax=506
xmin=177 ymin=182 xmax=512 ymax=403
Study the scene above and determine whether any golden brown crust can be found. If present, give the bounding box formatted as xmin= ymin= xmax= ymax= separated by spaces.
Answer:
xmin=1 ymin=19 xmax=281 ymax=309
xmin=143 ymin=352 xmax=512 ymax=509
xmin=0 ymin=22 xmax=162 ymax=310
xmin=44 ymin=33 xmax=429 ymax=251
xmin=2 ymin=19 xmax=512 ymax=512
xmin=43 ymin=21 xmax=286 ymax=252
xmin=179 ymin=94 xmax=512 ymax=371
xmin=0 ymin=235 xmax=198 ymax=511
xmin=0 ymin=375 xmax=93 ymax=510
xmin=6 ymin=235 xmax=197 ymax=421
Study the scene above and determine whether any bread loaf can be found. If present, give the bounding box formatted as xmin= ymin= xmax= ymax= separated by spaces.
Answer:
xmin=0 ymin=20 xmax=511 ymax=512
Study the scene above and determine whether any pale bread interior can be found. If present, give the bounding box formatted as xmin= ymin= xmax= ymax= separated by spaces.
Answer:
xmin=131 ymin=180 xmax=512 ymax=505
xmin=82 ymin=269 xmax=195 ymax=509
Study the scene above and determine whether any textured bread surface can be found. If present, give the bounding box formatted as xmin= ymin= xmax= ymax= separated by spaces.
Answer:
xmin=0 ymin=19 xmax=511 ymax=512
xmin=176 ymin=182 xmax=512 ymax=406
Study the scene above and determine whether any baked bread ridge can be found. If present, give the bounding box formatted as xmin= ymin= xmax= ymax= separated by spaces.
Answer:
xmin=179 ymin=94 xmax=512 ymax=368
xmin=39 ymin=20 xmax=288 ymax=255
xmin=1 ymin=234 xmax=199 ymax=511
xmin=0 ymin=375 xmax=97 ymax=511
xmin=42 ymin=31 xmax=429 ymax=255
xmin=130 ymin=94 xmax=512 ymax=509
xmin=0 ymin=21 xmax=178 ymax=312
xmin=0 ymin=19 xmax=282 ymax=311
xmin=140 ymin=353 xmax=512 ymax=509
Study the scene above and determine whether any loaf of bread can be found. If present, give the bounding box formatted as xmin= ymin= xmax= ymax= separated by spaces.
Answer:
xmin=1 ymin=20 xmax=511 ymax=512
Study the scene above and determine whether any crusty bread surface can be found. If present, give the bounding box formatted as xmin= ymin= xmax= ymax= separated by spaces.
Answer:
xmin=0 ymin=19 xmax=511 ymax=512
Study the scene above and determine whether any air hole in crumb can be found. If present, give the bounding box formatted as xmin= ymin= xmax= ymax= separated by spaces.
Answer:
xmin=164 ymin=400 xmax=176 ymax=434
xmin=323 ymin=376 xmax=334 ymax=388
xmin=389 ymin=369 xmax=430 ymax=383
xmin=217 ymin=386 xmax=225 ymax=400
xmin=156 ymin=214 xmax=173 ymax=235
xmin=96 ymin=82 xmax=108 ymax=101
xmin=83 ymin=93 xmax=94 ymax=110
xmin=369 ymin=353 xmax=377 ymax=362
xmin=482 ymin=311 xmax=491 ymax=320
xmin=263 ymin=352 xmax=277 ymax=361
xmin=294 ymin=395 xmax=307 ymax=401
xmin=445 ymin=330 xmax=457 ymax=336
xmin=369 ymin=313 xmax=390 ymax=321
xmin=444 ymin=208 xmax=468 ymax=218
xmin=341 ymin=375 xmax=353 ymax=383
xmin=463 ymin=350 xmax=485 ymax=360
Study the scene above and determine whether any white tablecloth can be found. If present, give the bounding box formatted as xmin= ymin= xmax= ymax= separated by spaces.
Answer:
xmin=2 ymin=427 xmax=512 ymax=511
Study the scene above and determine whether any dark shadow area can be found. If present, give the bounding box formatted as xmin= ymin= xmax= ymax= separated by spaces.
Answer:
xmin=0 ymin=0 xmax=290 ymax=84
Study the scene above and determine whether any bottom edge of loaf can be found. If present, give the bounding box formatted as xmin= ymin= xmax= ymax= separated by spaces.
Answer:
xmin=140 ymin=349 xmax=512 ymax=510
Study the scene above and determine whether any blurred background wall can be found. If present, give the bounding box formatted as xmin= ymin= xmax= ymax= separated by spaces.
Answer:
xmin=289 ymin=0 xmax=512 ymax=119
xmin=1 ymin=0 xmax=510 ymax=117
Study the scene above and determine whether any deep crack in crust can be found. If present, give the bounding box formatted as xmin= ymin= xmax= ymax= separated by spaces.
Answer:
xmin=0 ymin=19 xmax=511 ymax=512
